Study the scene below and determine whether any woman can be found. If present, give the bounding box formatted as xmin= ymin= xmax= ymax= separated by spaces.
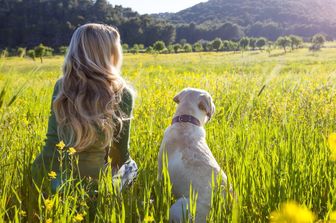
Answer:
xmin=31 ymin=23 xmax=137 ymax=193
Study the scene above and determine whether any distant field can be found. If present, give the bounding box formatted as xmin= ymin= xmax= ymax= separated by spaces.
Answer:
xmin=1 ymin=49 xmax=336 ymax=222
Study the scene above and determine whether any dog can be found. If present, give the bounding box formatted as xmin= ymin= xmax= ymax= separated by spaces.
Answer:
xmin=158 ymin=88 xmax=229 ymax=223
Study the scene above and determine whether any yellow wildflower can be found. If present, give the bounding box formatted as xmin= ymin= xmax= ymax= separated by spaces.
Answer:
xmin=329 ymin=211 xmax=336 ymax=222
xmin=44 ymin=199 xmax=54 ymax=211
xmin=328 ymin=133 xmax=336 ymax=161
xmin=73 ymin=213 xmax=84 ymax=222
xmin=270 ymin=201 xmax=315 ymax=223
xmin=19 ymin=210 xmax=26 ymax=217
xmin=144 ymin=215 xmax=155 ymax=222
xmin=45 ymin=218 xmax=53 ymax=223
xmin=68 ymin=147 xmax=77 ymax=155
xmin=56 ymin=141 xmax=65 ymax=150
xmin=48 ymin=171 xmax=57 ymax=179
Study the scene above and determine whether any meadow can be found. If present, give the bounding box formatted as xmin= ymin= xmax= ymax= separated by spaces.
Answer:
xmin=1 ymin=49 xmax=336 ymax=222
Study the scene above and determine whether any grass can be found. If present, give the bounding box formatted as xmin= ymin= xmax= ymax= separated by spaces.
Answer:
xmin=1 ymin=48 xmax=336 ymax=222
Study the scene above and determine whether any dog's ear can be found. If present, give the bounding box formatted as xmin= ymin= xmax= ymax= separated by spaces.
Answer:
xmin=198 ymin=94 xmax=215 ymax=120
xmin=173 ymin=89 xmax=186 ymax=104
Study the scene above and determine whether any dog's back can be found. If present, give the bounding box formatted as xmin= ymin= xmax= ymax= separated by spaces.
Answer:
xmin=157 ymin=88 xmax=228 ymax=223
xmin=158 ymin=123 xmax=227 ymax=222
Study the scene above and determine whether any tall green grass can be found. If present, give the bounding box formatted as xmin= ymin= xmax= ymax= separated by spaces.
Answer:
xmin=0 ymin=49 xmax=336 ymax=222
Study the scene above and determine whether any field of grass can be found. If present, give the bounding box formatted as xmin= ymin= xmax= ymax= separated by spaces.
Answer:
xmin=1 ymin=49 xmax=336 ymax=222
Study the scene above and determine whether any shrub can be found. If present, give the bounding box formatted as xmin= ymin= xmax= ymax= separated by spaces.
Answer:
xmin=17 ymin=47 xmax=26 ymax=58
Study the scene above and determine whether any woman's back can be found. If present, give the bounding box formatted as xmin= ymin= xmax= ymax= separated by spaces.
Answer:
xmin=31 ymin=23 xmax=137 ymax=192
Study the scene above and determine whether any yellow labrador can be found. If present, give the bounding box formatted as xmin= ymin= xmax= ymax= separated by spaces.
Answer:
xmin=158 ymin=88 xmax=228 ymax=223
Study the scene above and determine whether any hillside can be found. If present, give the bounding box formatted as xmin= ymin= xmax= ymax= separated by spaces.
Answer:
xmin=155 ymin=0 xmax=336 ymax=40
xmin=0 ymin=0 xmax=175 ymax=48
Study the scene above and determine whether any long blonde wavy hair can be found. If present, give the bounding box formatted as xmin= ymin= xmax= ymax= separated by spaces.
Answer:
xmin=54 ymin=23 xmax=126 ymax=152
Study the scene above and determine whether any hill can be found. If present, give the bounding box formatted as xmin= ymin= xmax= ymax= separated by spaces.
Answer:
xmin=154 ymin=0 xmax=336 ymax=40
xmin=0 ymin=0 xmax=175 ymax=48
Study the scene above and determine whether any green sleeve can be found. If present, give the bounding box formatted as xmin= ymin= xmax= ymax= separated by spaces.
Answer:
xmin=31 ymin=80 xmax=62 ymax=186
xmin=109 ymin=87 xmax=134 ymax=167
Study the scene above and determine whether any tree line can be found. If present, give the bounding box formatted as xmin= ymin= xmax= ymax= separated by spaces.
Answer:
xmin=0 ymin=34 xmax=327 ymax=62
xmin=0 ymin=0 xmax=332 ymax=51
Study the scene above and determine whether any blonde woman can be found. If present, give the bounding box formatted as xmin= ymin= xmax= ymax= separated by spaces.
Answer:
xmin=32 ymin=23 xmax=137 ymax=192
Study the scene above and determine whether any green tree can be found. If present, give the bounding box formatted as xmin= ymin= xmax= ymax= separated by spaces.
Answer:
xmin=205 ymin=42 xmax=213 ymax=51
xmin=193 ymin=42 xmax=203 ymax=52
xmin=167 ymin=44 xmax=175 ymax=53
xmin=0 ymin=48 xmax=9 ymax=58
xmin=145 ymin=46 xmax=154 ymax=53
xmin=27 ymin=49 xmax=35 ymax=61
xmin=276 ymin=36 xmax=291 ymax=53
xmin=183 ymin=43 xmax=192 ymax=53
xmin=231 ymin=41 xmax=240 ymax=52
xmin=266 ymin=41 xmax=273 ymax=55
xmin=222 ymin=40 xmax=231 ymax=51
xmin=173 ymin=44 xmax=181 ymax=53
xmin=130 ymin=44 xmax=139 ymax=54
xmin=122 ymin=44 xmax=129 ymax=53
xmin=211 ymin=38 xmax=222 ymax=52
xmin=289 ymin=35 xmax=303 ymax=50
xmin=249 ymin=38 xmax=257 ymax=50
xmin=17 ymin=47 xmax=26 ymax=58
xmin=58 ymin=46 xmax=68 ymax=55
xmin=310 ymin=34 xmax=326 ymax=51
xmin=153 ymin=41 xmax=166 ymax=52
xmin=256 ymin=38 xmax=267 ymax=50
xmin=34 ymin=44 xmax=47 ymax=63
xmin=179 ymin=39 xmax=187 ymax=46
xmin=138 ymin=44 xmax=145 ymax=51
xmin=239 ymin=37 xmax=249 ymax=51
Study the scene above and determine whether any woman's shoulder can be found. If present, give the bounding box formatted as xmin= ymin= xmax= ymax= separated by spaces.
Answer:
xmin=121 ymin=85 xmax=134 ymax=104
xmin=119 ymin=85 xmax=135 ymax=113
xmin=52 ymin=78 xmax=63 ymax=99
xmin=55 ymin=78 xmax=63 ymax=89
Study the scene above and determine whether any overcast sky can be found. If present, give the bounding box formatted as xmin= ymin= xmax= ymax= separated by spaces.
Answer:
xmin=110 ymin=0 xmax=207 ymax=14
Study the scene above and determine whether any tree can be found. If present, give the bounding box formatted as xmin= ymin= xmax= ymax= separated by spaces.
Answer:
xmin=212 ymin=22 xmax=243 ymax=40
xmin=167 ymin=44 xmax=175 ymax=53
xmin=58 ymin=46 xmax=67 ymax=55
xmin=256 ymin=38 xmax=267 ymax=50
xmin=153 ymin=41 xmax=166 ymax=52
xmin=247 ymin=22 xmax=282 ymax=41
xmin=276 ymin=36 xmax=291 ymax=53
xmin=145 ymin=46 xmax=154 ymax=53
xmin=205 ymin=42 xmax=213 ymax=51
xmin=249 ymin=38 xmax=257 ymax=50
xmin=17 ymin=47 xmax=26 ymax=58
xmin=183 ymin=43 xmax=192 ymax=53
xmin=122 ymin=44 xmax=129 ymax=53
xmin=34 ymin=44 xmax=47 ymax=63
xmin=289 ymin=35 xmax=303 ymax=50
xmin=222 ymin=40 xmax=231 ymax=51
xmin=239 ymin=37 xmax=249 ymax=51
xmin=211 ymin=38 xmax=222 ymax=52
xmin=193 ymin=42 xmax=203 ymax=52
xmin=266 ymin=41 xmax=273 ymax=56
xmin=130 ymin=44 xmax=140 ymax=54
xmin=0 ymin=48 xmax=8 ymax=58
xmin=179 ymin=39 xmax=187 ymax=46
xmin=138 ymin=44 xmax=145 ymax=51
xmin=27 ymin=49 xmax=35 ymax=61
xmin=310 ymin=34 xmax=326 ymax=51
xmin=173 ymin=44 xmax=181 ymax=53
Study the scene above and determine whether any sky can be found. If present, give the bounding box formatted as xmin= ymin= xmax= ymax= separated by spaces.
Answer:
xmin=110 ymin=0 xmax=207 ymax=14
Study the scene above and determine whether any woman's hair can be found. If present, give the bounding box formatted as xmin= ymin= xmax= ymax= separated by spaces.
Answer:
xmin=54 ymin=23 xmax=126 ymax=151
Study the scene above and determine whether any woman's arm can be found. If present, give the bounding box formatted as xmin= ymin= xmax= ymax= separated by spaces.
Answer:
xmin=109 ymin=87 xmax=133 ymax=168
xmin=31 ymin=80 xmax=62 ymax=186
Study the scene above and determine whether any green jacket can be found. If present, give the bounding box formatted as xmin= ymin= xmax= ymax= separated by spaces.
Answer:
xmin=31 ymin=79 xmax=133 ymax=188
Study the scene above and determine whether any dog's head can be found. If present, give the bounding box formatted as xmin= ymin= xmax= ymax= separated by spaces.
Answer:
xmin=173 ymin=88 xmax=215 ymax=122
